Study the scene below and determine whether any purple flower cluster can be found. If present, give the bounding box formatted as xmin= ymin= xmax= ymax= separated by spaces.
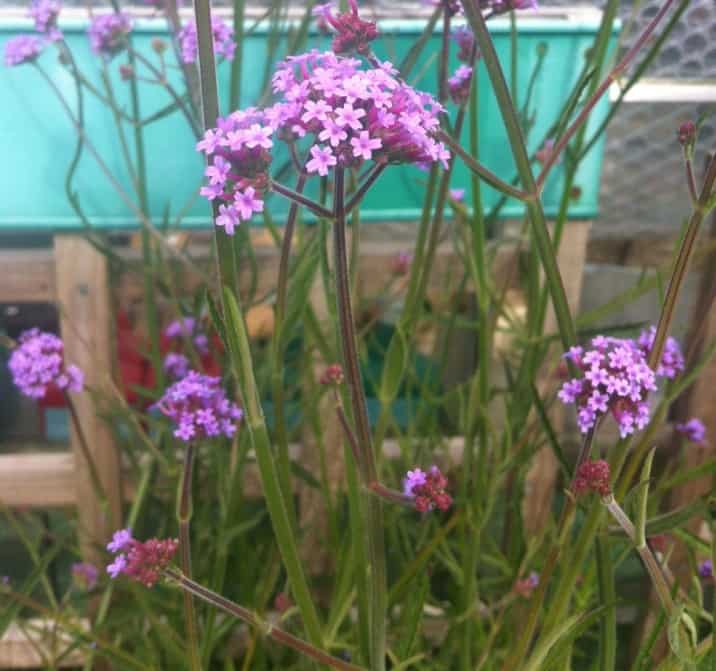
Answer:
xmin=4 ymin=35 xmax=44 ymax=67
xmin=448 ymin=65 xmax=472 ymax=105
xmin=177 ymin=17 xmax=235 ymax=64
xmin=699 ymin=559 xmax=713 ymax=580
xmin=558 ymin=330 xmax=684 ymax=438
xmin=106 ymin=528 xmax=178 ymax=588
xmin=156 ymin=371 xmax=243 ymax=442
xmin=452 ymin=26 xmax=476 ymax=63
xmin=636 ymin=326 xmax=685 ymax=379
xmin=71 ymin=562 xmax=99 ymax=590
xmin=675 ymin=418 xmax=707 ymax=445
xmin=163 ymin=352 xmax=190 ymax=379
xmin=88 ymin=13 xmax=132 ymax=57
xmin=8 ymin=329 xmax=83 ymax=399
xmin=197 ymin=50 xmax=448 ymax=235
xmin=403 ymin=465 xmax=452 ymax=512
xmin=165 ymin=317 xmax=209 ymax=354
xmin=29 ymin=0 xmax=62 ymax=41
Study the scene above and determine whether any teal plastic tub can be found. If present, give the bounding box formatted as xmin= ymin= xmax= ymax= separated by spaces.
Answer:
xmin=0 ymin=10 xmax=618 ymax=231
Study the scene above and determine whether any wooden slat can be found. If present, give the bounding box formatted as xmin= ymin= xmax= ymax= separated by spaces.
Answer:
xmin=0 ymin=452 xmax=76 ymax=508
xmin=0 ymin=250 xmax=55 ymax=303
xmin=0 ymin=618 xmax=87 ymax=669
xmin=54 ymin=236 xmax=123 ymax=565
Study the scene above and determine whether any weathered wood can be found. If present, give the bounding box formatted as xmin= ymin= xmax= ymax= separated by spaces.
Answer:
xmin=54 ymin=236 xmax=122 ymax=565
xmin=0 ymin=452 xmax=76 ymax=508
xmin=0 ymin=250 xmax=55 ymax=303
xmin=523 ymin=221 xmax=592 ymax=536
xmin=0 ymin=618 xmax=88 ymax=669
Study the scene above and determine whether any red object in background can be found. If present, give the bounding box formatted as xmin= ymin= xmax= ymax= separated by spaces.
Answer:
xmin=37 ymin=310 xmax=225 ymax=412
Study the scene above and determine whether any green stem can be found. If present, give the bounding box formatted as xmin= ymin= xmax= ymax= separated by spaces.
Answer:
xmin=177 ymin=444 xmax=201 ymax=671
xmin=333 ymin=167 xmax=386 ymax=671
xmin=229 ymin=0 xmax=246 ymax=111
xmin=648 ymin=154 xmax=716 ymax=370
xmin=192 ymin=0 xmax=322 ymax=648
xmin=459 ymin=0 xmax=578 ymax=352
xmin=167 ymin=570 xmax=365 ymax=671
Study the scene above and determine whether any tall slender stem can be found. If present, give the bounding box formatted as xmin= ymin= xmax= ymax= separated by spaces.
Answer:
xmin=333 ymin=167 xmax=386 ymax=671
xmin=272 ymin=180 xmax=334 ymax=219
xmin=177 ymin=444 xmax=201 ymax=671
xmin=535 ymin=0 xmax=677 ymax=190
xmin=648 ymin=154 xmax=716 ymax=370
xmin=166 ymin=570 xmax=366 ymax=671
xmin=63 ymin=391 xmax=108 ymax=510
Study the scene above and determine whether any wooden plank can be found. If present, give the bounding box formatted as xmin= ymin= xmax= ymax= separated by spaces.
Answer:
xmin=54 ymin=236 xmax=122 ymax=565
xmin=0 ymin=452 xmax=76 ymax=508
xmin=0 ymin=250 xmax=55 ymax=303
xmin=0 ymin=618 xmax=87 ymax=669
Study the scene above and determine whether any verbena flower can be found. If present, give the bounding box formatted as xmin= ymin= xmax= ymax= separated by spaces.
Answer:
xmin=164 ymin=317 xmax=209 ymax=355
xmin=88 ymin=13 xmax=132 ymax=58
xmin=4 ymin=35 xmax=44 ymax=67
xmin=107 ymin=528 xmax=133 ymax=553
xmin=71 ymin=562 xmax=99 ymax=590
xmin=448 ymin=65 xmax=472 ymax=105
xmin=197 ymin=50 xmax=448 ymax=235
xmin=156 ymin=371 xmax=243 ymax=442
xmin=29 ymin=0 xmax=62 ymax=40
xmin=106 ymin=530 xmax=178 ymax=588
xmin=403 ymin=465 xmax=452 ymax=512
xmin=573 ymin=459 xmax=610 ymax=497
xmin=675 ymin=418 xmax=706 ymax=445
xmin=452 ymin=26 xmax=476 ymax=63
xmin=317 ymin=0 xmax=378 ymax=55
xmin=163 ymin=352 xmax=190 ymax=380
xmin=177 ymin=17 xmax=235 ymax=64
xmin=424 ymin=0 xmax=462 ymax=17
xmin=558 ymin=330 xmax=683 ymax=438
xmin=699 ymin=559 xmax=713 ymax=579
xmin=8 ymin=328 xmax=83 ymax=398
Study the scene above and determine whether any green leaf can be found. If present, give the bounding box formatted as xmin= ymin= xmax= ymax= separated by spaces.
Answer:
xmin=378 ymin=325 xmax=408 ymax=405
xmin=280 ymin=235 xmax=320 ymax=351
xmin=396 ymin=573 xmax=429 ymax=661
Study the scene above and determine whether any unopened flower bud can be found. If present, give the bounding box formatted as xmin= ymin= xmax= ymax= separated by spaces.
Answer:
xmin=320 ymin=363 xmax=344 ymax=386
xmin=678 ymin=121 xmax=696 ymax=149
xmin=151 ymin=37 xmax=167 ymax=54
xmin=573 ymin=459 xmax=611 ymax=497
xmin=119 ymin=63 xmax=134 ymax=80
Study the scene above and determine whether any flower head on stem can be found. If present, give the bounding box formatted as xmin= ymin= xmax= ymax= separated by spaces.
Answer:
xmin=320 ymin=363 xmax=345 ymax=386
xmin=675 ymin=417 xmax=707 ymax=446
xmin=106 ymin=532 xmax=179 ymax=588
xmin=29 ymin=0 xmax=62 ymax=41
xmin=88 ymin=13 xmax=133 ymax=58
xmin=572 ymin=459 xmax=611 ymax=497
xmin=156 ymin=371 xmax=243 ymax=442
xmin=8 ymin=328 xmax=83 ymax=398
xmin=177 ymin=17 xmax=235 ymax=64
xmin=403 ymin=465 xmax=452 ymax=512
xmin=317 ymin=0 xmax=379 ymax=55
xmin=514 ymin=571 xmax=540 ymax=598
xmin=4 ymin=35 xmax=45 ymax=67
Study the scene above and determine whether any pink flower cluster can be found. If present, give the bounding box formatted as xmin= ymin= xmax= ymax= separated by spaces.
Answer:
xmin=9 ymin=328 xmax=83 ymax=399
xmin=448 ymin=65 xmax=472 ymax=105
xmin=403 ymin=466 xmax=452 ymax=513
xmin=88 ymin=13 xmax=132 ymax=57
xmin=558 ymin=330 xmax=684 ymax=438
xmin=29 ymin=0 xmax=62 ymax=41
xmin=313 ymin=0 xmax=378 ymax=55
xmin=573 ymin=459 xmax=611 ymax=497
xmin=197 ymin=50 xmax=448 ymax=235
xmin=4 ymin=35 xmax=44 ymax=67
xmin=177 ymin=17 xmax=235 ymax=64
xmin=106 ymin=528 xmax=178 ymax=588
xmin=319 ymin=363 xmax=344 ymax=386
xmin=156 ymin=371 xmax=243 ymax=442
xmin=452 ymin=26 xmax=476 ymax=63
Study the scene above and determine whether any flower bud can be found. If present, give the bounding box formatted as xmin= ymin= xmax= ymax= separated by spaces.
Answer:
xmin=678 ymin=120 xmax=696 ymax=149
xmin=151 ymin=37 xmax=168 ymax=54
xmin=119 ymin=63 xmax=134 ymax=81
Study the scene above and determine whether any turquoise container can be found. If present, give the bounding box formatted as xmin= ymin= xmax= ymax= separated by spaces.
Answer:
xmin=0 ymin=11 xmax=618 ymax=231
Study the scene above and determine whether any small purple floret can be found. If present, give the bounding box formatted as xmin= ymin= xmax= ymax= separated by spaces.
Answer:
xmin=675 ymin=418 xmax=707 ymax=445
xmin=177 ymin=17 xmax=235 ymax=64
xmin=4 ymin=35 xmax=44 ymax=67
xmin=88 ymin=13 xmax=132 ymax=58
xmin=156 ymin=371 xmax=243 ymax=442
